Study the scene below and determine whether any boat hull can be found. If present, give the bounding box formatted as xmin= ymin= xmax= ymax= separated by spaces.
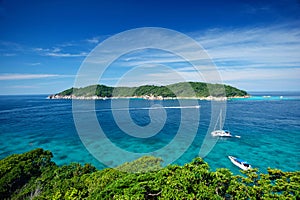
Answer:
xmin=228 ymin=156 xmax=251 ymax=170
xmin=211 ymin=130 xmax=232 ymax=137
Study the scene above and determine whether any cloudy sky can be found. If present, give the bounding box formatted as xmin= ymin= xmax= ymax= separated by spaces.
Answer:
xmin=0 ymin=0 xmax=300 ymax=94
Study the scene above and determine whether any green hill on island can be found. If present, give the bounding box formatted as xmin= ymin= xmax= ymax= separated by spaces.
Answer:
xmin=1 ymin=149 xmax=299 ymax=199
xmin=52 ymin=82 xmax=248 ymax=98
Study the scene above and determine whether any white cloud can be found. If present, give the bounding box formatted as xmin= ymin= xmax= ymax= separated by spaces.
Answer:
xmin=94 ymin=23 xmax=300 ymax=73
xmin=52 ymin=47 xmax=61 ymax=53
xmin=110 ymin=66 xmax=299 ymax=90
xmin=1 ymin=24 xmax=299 ymax=91
xmin=9 ymin=85 xmax=38 ymax=89
xmin=86 ymin=37 xmax=99 ymax=44
xmin=0 ymin=40 xmax=22 ymax=49
xmin=27 ymin=62 xmax=41 ymax=66
xmin=109 ymin=24 xmax=300 ymax=90
xmin=0 ymin=40 xmax=24 ymax=56
xmin=45 ymin=52 xmax=87 ymax=57
xmin=31 ymin=46 xmax=88 ymax=57
xmin=1 ymin=53 xmax=16 ymax=56
xmin=195 ymin=23 xmax=300 ymax=68
xmin=0 ymin=74 xmax=65 ymax=80
xmin=221 ymin=68 xmax=300 ymax=82
xmin=32 ymin=47 xmax=45 ymax=51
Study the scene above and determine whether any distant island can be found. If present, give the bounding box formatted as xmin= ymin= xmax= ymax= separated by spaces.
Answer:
xmin=48 ymin=82 xmax=249 ymax=100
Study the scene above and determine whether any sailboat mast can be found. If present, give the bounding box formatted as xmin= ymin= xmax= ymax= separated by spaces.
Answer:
xmin=219 ymin=110 xmax=222 ymax=130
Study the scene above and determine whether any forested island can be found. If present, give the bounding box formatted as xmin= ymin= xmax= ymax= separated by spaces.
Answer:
xmin=1 ymin=149 xmax=299 ymax=199
xmin=48 ymin=82 xmax=249 ymax=100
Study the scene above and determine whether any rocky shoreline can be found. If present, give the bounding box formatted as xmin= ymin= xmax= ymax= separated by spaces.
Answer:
xmin=47 ymin=94 xmax=250 ymax=101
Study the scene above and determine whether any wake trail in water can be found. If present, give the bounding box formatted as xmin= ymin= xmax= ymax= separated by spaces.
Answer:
xmin=0 ymin=104 xmax=70 ymax=114
xmin=73 ymin=105 xmax=201 ymax=113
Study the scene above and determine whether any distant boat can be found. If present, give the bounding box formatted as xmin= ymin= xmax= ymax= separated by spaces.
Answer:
xmin=211 ymin=111 xmax=232 ymax=137
xmin=211 ymin=130 xmax=232 ymax=137
xmin=228 ymin=156 xmax=251 ymax=170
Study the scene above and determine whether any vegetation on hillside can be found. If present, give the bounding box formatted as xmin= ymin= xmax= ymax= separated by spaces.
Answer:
xmin=1 ymin=149 xmax=299 ymax=199
xmin=56 ymin=82 xmax=248 ymax=98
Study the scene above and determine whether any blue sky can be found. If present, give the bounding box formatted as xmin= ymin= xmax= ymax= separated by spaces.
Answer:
xmin=0 ymin=0 xmax=300 ymax=94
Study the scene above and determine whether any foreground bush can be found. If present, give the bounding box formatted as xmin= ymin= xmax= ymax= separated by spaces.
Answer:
xmin=0 ymin=148 xmax=54 ymax=199
xmin=0 ymin=149 xmax=299 ymax=199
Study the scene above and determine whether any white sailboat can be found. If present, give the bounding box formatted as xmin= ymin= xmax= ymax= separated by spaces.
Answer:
xmin=211 ymin=111 xmax=232 ymax=137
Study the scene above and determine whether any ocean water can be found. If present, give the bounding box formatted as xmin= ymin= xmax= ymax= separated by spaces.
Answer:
xmin=0 ymin=92 xmax=299 ymax=174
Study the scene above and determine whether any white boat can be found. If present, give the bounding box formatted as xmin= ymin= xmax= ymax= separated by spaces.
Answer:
xmin=211 ymin=130 xmax=232 ymax=137
xmin=211 ymin=111 xmax=232 ymax=137
xmin=228 ymin=156 xmax=251 ymax=170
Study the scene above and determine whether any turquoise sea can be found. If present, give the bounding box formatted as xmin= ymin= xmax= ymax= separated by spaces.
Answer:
xmin=0 ymin=92 xmax=299 ymax=174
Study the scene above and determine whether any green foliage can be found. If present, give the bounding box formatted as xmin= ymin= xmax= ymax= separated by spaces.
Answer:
xmin=224 ymin=84 xmax=248 ymax=97
xmin=115 ymin=156 xmax=163 ymax=173
xmin=59 ymin=87 xmax=75 ymax=96
xmin=13 ymin=163 xmax=96 ymax=199
xmin=0 ymin=148 xmax=54 ymax=198
xmin=132 ymin=85 xmax=176 ymax=97
xmin=95 ymin=85 xmax=114 ymax=97
xmin=1 ymin=149 xmax=299 ymax=199
xmin=112 ymin=86 xmax=137 ymax=97
xmin=57 ymin=82 xmax=248 ymax=98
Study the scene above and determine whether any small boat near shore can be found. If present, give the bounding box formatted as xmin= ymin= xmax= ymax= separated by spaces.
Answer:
xmin=228 ymin=156 xmax=251 ymax=170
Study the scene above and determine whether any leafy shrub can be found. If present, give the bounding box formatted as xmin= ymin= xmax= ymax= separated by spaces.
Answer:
xmin=1 ymin=149 xmax=299 ymax=199
xmin=0 ymin=148 xmax=54 ymax=198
